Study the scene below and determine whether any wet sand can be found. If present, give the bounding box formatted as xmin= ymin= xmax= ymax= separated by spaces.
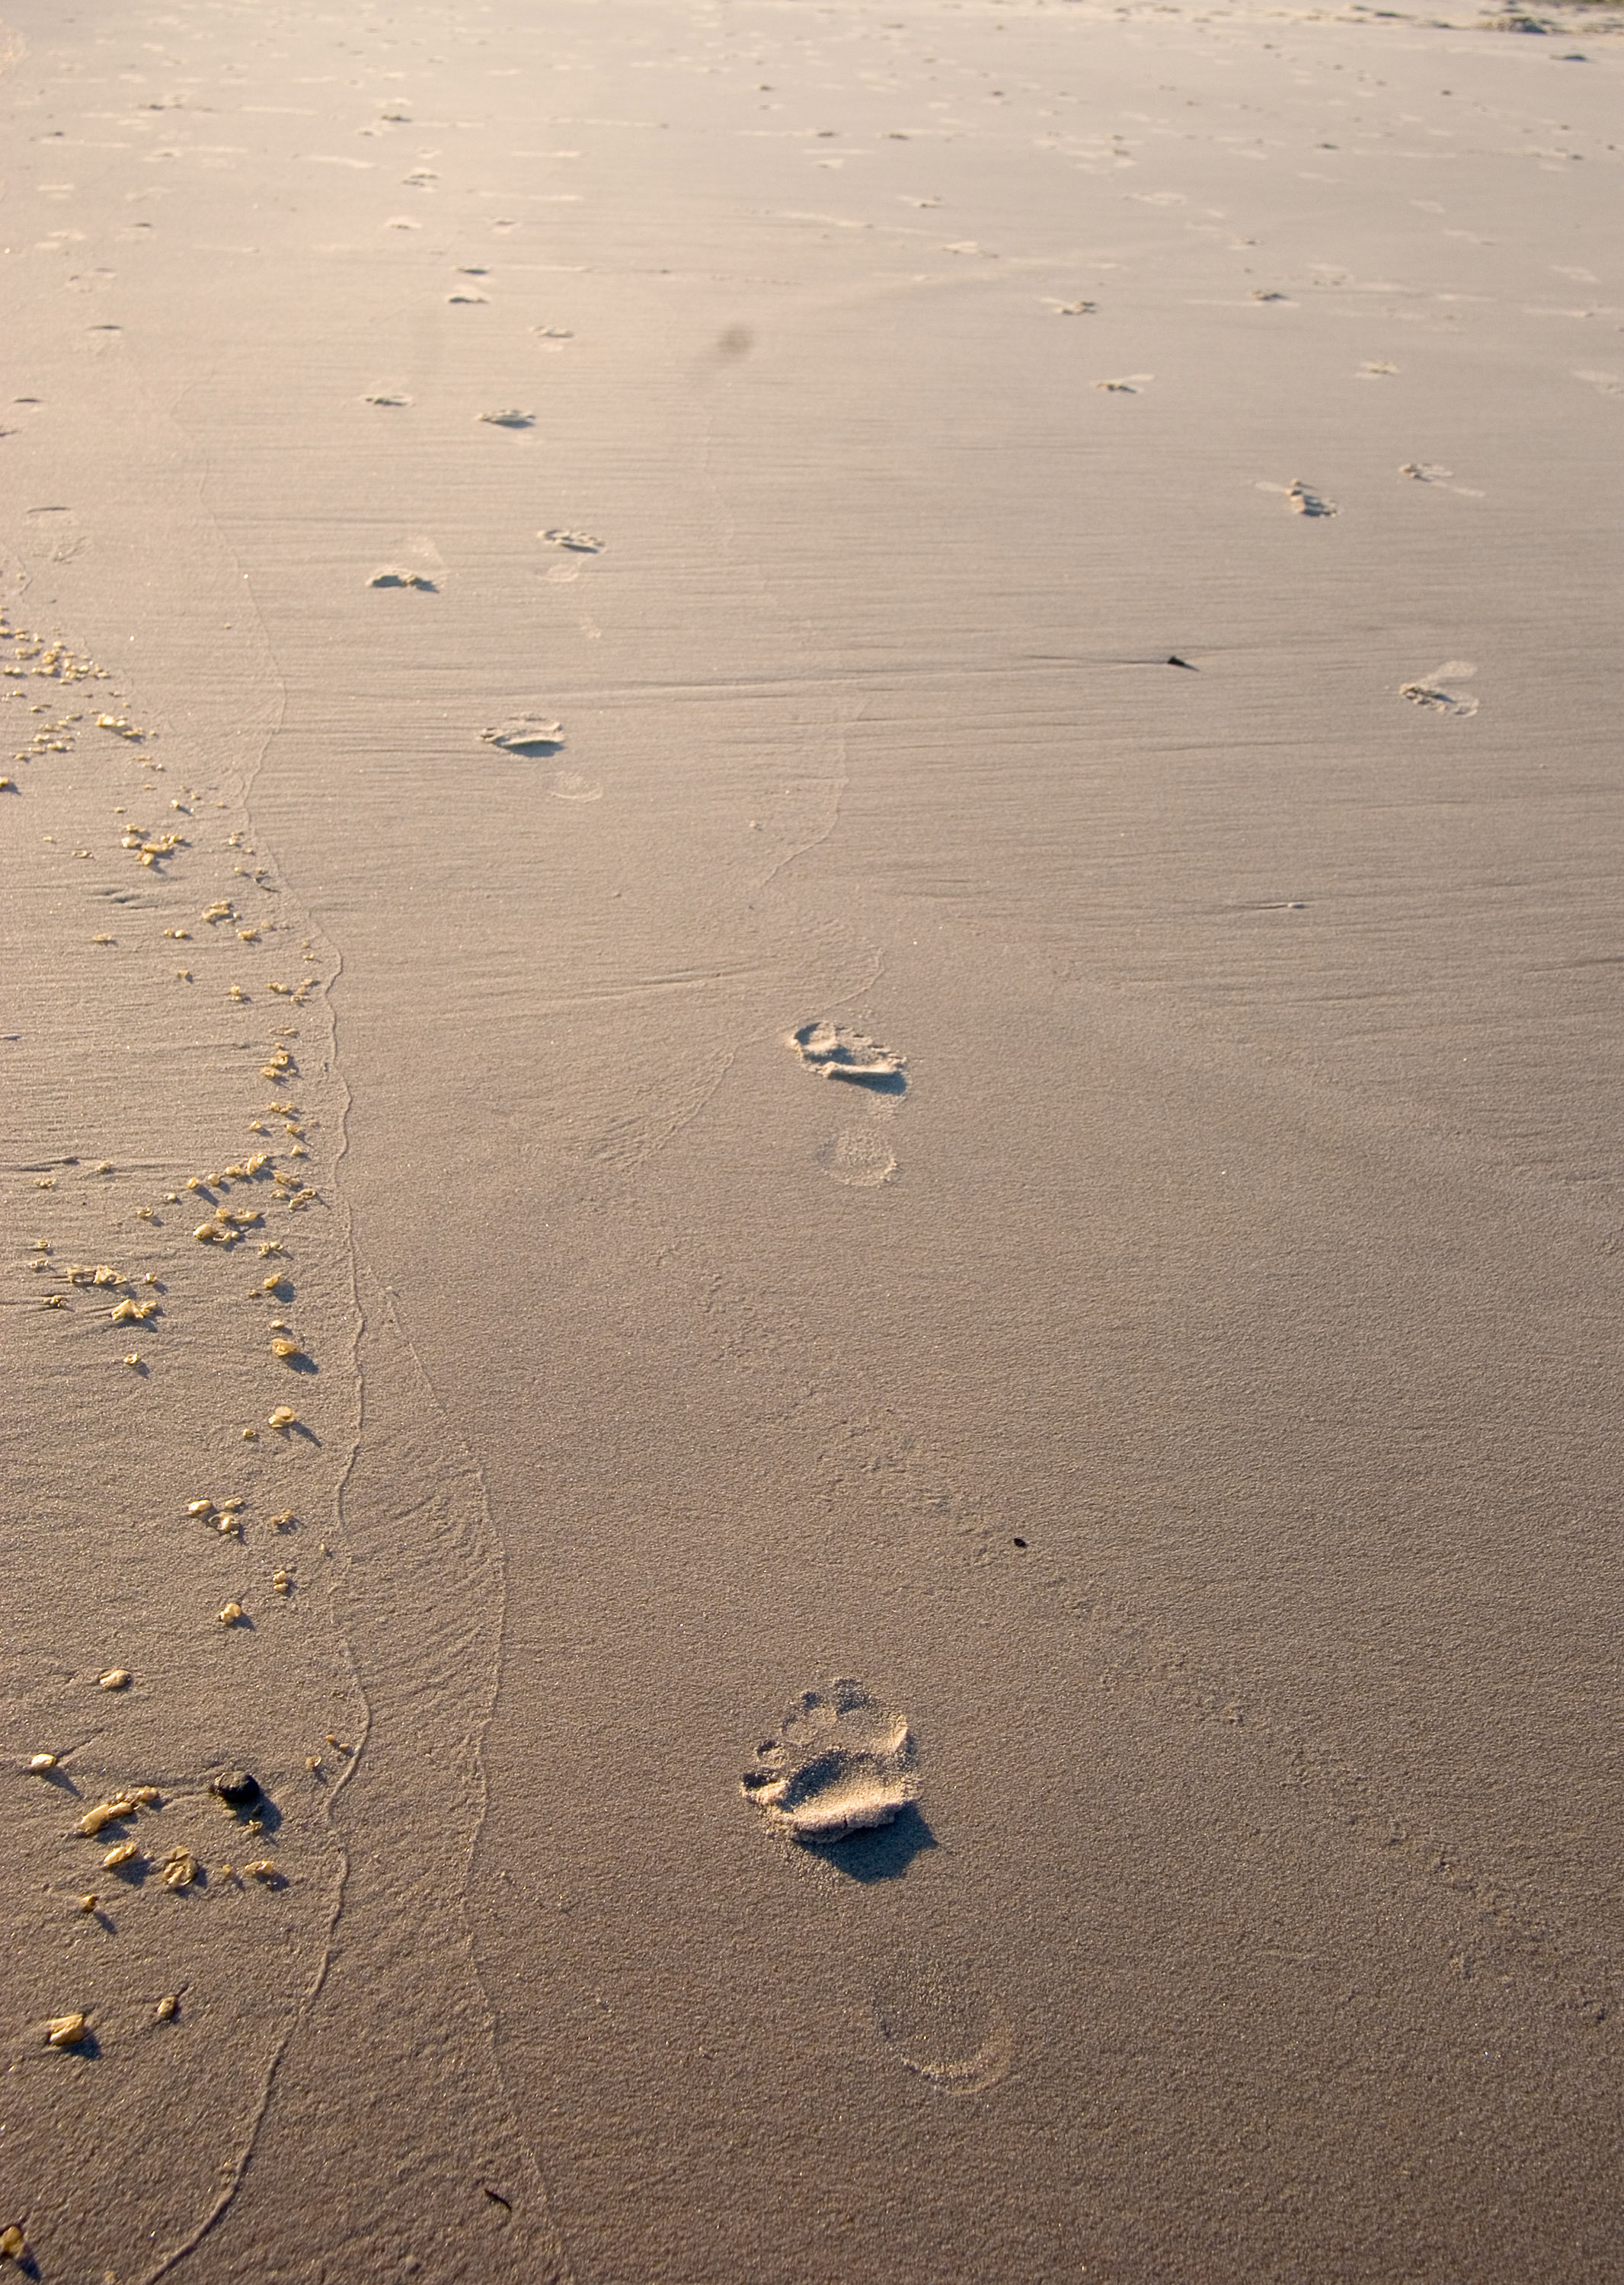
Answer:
xmin=3 ymin=0 xmax=1623 ymax=2277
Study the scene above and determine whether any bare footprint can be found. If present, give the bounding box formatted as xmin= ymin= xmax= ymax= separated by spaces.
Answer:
xmin=367 ymin=567 xmax=436 ymax=590
xmin=1259 ymin=479 xmax=1337 ymax=517
xmin=788 ymin=1021 xmax=906 ymax=1094
xmin=550 ymin=770 xmax=603 ymax=803
xmin=481 ymin=717 xmax=564 ymax=756
xmin=742 ymin=1680 xmax=919 ymax=1842
xmin=478 ymin=408 xmax=535 ymax=430
xmin=539 ymin=528 xmax=604 ymax=553
xmin=1400 ymin=660 xmax=1479 ymax=717
xmin=872 ymin=1964 xmax=1014 ymax=2095
xmin=815 ymin=1130 xmax=897 ymax=1188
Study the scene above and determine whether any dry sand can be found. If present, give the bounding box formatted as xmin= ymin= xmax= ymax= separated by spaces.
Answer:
xmin=2 ymin=0 xmax=1622 ymax=2277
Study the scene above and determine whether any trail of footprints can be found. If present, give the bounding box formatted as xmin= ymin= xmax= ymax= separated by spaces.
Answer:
xmin=2 ymin=605 xmax=365 ymax=2277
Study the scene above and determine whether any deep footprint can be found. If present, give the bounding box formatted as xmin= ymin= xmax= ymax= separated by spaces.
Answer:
xmin=788 ymin=1021 xmax=906 ymax=1094
xmin=742 ymin=1679 xmax=919 ymax=1842
xmin=481 ymin=716 xmax=564 ymax=756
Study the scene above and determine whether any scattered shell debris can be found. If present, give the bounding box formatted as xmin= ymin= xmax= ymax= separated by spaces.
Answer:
xmin=0 ymin=2224 xmax=26 ymax=2260
xmin=269 ymin=1405 xmax=299 ymax=1430
xmin=156 ymin=1995 xmax=178 ymax=2021
xmin=161 ymin=1849 xmax=198 ymax=1890
xmin=218 ymin=1601 xmax=245 ymax=1626
xmin=27 ymin=1753 xmax=57 ymax=1773
xmin=46 ymin=2014 xmax=88 ymax=2048
xmin=98 ymin=1669 xmax=131 ymax=1691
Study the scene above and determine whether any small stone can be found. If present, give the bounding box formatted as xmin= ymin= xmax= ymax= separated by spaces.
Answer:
xmin=98 ymin=1668 xmax=130 ymax=1691
xmin=211 ymin=1768 xmax=261 ymax=1811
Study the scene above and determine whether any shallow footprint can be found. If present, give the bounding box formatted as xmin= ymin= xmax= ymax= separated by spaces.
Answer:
xmin=550 ymin=769 xmax=603 ymax=803
xmin=788 ymin=1021 xmax=906 ymax=1094
xmin=742 ymin=1679 xmax=919 ymax=1842
xmin=816 ymin=1129 xmax=897 ymax=1188
xmin=872 ymin=1963 xmax=1014 ymax=2095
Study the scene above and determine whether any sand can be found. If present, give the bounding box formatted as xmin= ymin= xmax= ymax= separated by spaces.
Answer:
xmin=2 ymin=0 xmax=1622 ymax=2276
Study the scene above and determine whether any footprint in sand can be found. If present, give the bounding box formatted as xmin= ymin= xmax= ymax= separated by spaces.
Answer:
xmin=1400 ymin=660 xmax=1479 ymax=716
xmin=788 ymin=1021 xmax=906 ymax=1094
xmin=1096 ymin=374 xmax=1151 ymax=393
xmin=481 ymin=716 xmax=564 ymax=756
xmin=1259 ymin=479 xmax=1337 ymax=517
xmin=549 ymin=770 xmax=603 ymax=803
xmin=815 ymin=1129 xmax=897 ymax=1188
xmin=367 ymin=567 xmax=436 ymax=590
xmin=742 ymin=1679 xmax=919 ymax=1842
xmin=872 ymin=1963 xmax=1014 ymax=2095
xmin=478 ymin=408 xmax=535 ymax=430
xmin=539 ymin=528 xmax=604 ymax=553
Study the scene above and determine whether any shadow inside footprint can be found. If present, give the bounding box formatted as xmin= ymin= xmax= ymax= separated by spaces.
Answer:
xmin=805 ymin=1801 xmax=936 ymax=1884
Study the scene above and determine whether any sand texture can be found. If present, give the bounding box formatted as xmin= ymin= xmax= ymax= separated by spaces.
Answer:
xmin=2 ymin=0 xmax=1622 ymax=2277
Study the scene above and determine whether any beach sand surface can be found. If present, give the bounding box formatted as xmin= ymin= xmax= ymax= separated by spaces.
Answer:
xmin=3 ymin=0 xmax=1622 ymax=2277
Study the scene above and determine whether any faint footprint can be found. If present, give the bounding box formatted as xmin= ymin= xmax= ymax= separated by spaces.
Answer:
xmin=1096 ymin=374 xmax=1151 ymax=393
xmin=481 ymin=716 xmax=564 ymax=756
xmin=742 ymin=1680 xmax=919 ymax=1842
xmin=1574 ymin=369 xmax=1622 ymax=398
xmin=816 ymin=1130 xmax=897 ymax=1188
xmin=1400 ymin=660 xmax=1479 ymax=716
xmin=540 ymin=528 xmax=604 ymax=553
xmin=788 ymin=1021 xmax=906 ymax=1093
xmin=363 ymin=391 xmax=412 ymax=407
xmin=1399 ymin=460 xmax=1450 ymax=481
xmin=479 ymin=408 xmax=535 ymax=430
xmin=367 ymin=567 xmax=436 ymax=590
xmin=1358 ymin=360 xmax=1399 ymax=377
xmin=550 ymin=770 xmax=603 ymax=803
xmin=872 ymin=1964 xmax=1014 ymax=2095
